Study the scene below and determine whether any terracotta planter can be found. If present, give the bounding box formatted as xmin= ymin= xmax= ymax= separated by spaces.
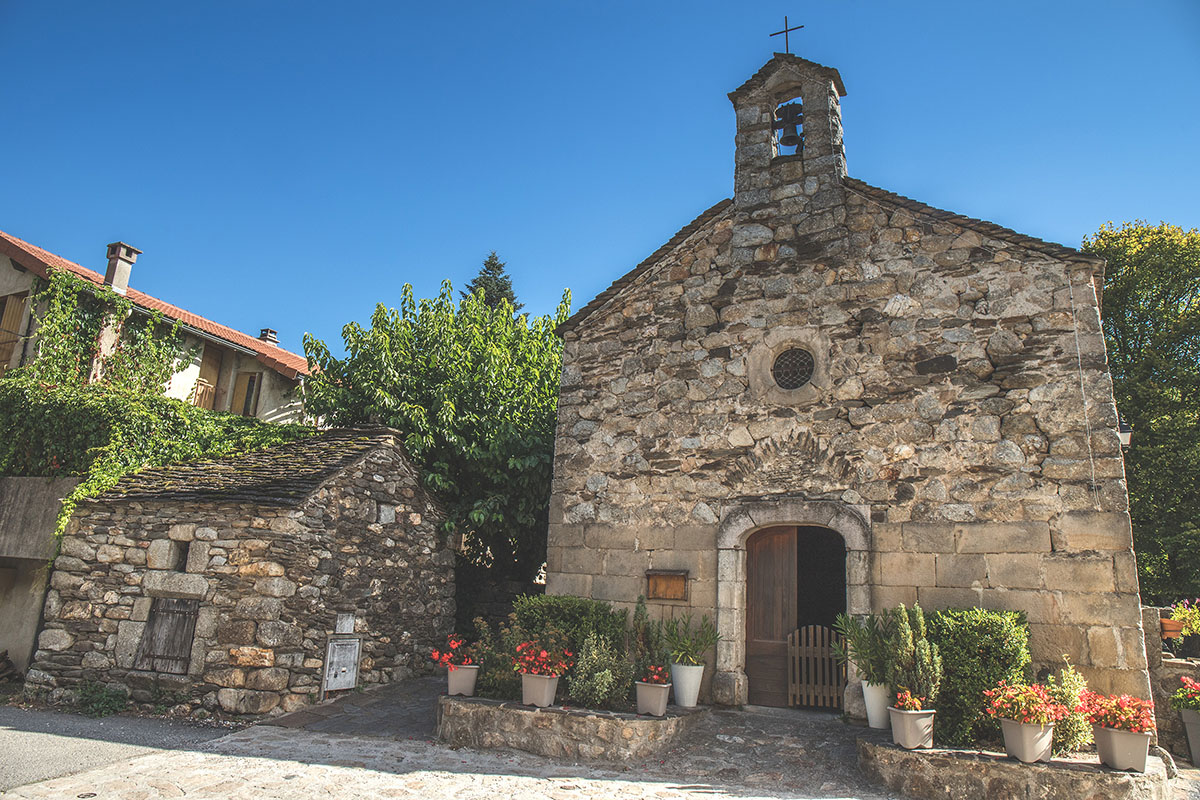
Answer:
xmin=888 ymin=707 xmax=935 ymax=749
xmin=1162 ymin=618 xmax=1184 ymax=639
xmin=1182 ymin=708 xmax=1200 ymax=765
xmin=1093 ymin=725 xmax=1151 ymax=772
xmin=521 ymin=673 xmax=559 ymax=707
xmin=446 ymin=664 xmax=479 ymax=697
xmin=670 ymin=663 xmax=704 ymax=709
xmin=635 ymin=681 xmax=671 ymax=716
xmin=999 ymin=718 xmax=1054 ymax=763
xmin=862 ymin=682 xmax=891 ymax=730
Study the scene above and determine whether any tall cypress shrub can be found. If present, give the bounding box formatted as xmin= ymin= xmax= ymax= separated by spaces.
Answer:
xmin=926 ymin=608 xmax=1031 ymax=746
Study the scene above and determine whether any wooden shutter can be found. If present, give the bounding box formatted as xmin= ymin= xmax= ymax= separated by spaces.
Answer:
xmin=231 ymin=372 xmax=261 ymax=417
xmin=0 ymin=293 xmax=28 ymax=374
xmin=133 ymin=598 xmax=200 ymax=674
xmin=192 ymin=346 xmax=223 ymax=409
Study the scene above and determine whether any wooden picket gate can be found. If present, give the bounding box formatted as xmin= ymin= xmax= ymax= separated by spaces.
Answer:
xmin=787 ymin=624 xmax=846 ymax=709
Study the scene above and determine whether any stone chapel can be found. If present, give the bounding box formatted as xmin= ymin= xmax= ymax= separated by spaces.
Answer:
xmin=545 ymin=53 xmax=1150 ymax=712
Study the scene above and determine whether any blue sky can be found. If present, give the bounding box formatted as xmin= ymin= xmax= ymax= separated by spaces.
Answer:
xmin=1 ymin=1 xmax=1197 ymax=356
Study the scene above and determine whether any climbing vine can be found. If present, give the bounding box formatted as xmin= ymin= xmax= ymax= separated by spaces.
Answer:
xmin=23 ymin=270 xmax=187 ymax=392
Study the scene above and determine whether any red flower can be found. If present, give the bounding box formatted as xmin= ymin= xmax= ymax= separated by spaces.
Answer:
xmin=1078 ymin=690 xmax=1155 ymax=733
xmin=431 ymin=634 xmax=473 ymax=669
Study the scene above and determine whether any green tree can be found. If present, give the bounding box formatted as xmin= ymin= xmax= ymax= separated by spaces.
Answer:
xmin=1082 ymin=221 xmax=1200 ymax=602
xmin=461 ymin=251 xmax=523 ymax=311
xmin=302 ymin=281 xmax=570 ymax=580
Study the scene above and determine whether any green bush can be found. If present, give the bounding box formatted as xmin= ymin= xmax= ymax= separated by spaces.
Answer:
xmin=927 ymin=608 xmax=1031 ymax=746
xmin=568 ymin=632 xmax=633 ymax=709
xmin=76 ymin=681 xmax=128 ymax=718
xmin=887 ymin=605 xmax=942 ymax=705
xmin=1047 ymin=658 xmax=1093 ymax=755
xmin=469 ymin=615 xmax=522 ymax=700
xmin=833 ymin=611 xmax=894 ymax=687
xmin=662 ymin=614 xmax=720 ymax=666
xmin=628 ymin=597 xmax=668 ymax=681
xmin=512 ymin=594 xmax=628 ymax=662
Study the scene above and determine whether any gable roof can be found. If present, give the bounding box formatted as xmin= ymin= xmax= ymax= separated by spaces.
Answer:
xmin=728 ymin=53 xmax=848 ymax=101
xmin=96 ymin=427 xmax=405 ymax=506
xmin=558 ymin=199 xmax=734 ymax=334
xmin=0 ymin=230 xmax=309 ymax=379
xmin=560 ymin=180 xmax=1100 ymax=337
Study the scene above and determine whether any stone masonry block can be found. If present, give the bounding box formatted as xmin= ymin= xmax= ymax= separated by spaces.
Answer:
xmin=872 ymin=585 xmax=917 ymax=611
xmin=934 ymin=554 xmax=987 ymax=588
xmin=1119 ymin=626 xmax=1148 ymax=670
xmin=1056 ymin=591 xmax=1139 ymax=627
xmin=545 ymin=572 xmax=592 ymax=597
xmin=981 ymin=588 xmax=1060 ymax=624
xmin=142 ymin=571 xmax=208 ymax=600
xmin=871 ymin=523 xmax=902 ymax=551
xmin=1087 ymin=626 xmax=1121 ymax=668
xmin=902 ymin=523 xmax=955 ymax=553
xmin=955 ymin=522 xmax=1051 ymax=553
xmin=561 ymin=546 xmax=602 ymax=575
xmin=167 ymin=523 xmax=196 ymax=541
xmin=545 ymin=546 xmax=564 ymax=573
xmin=590 ymin=574 xmax=643 ymax=604
xmin=1052 ymin=511 xmax=1133 ymax=552
xmin=603 ymin=549 xmax=650 ymax=577
xmin=146 ymin=539 xmax=180 ymax=570
xmin=114 ymin=620 xmax=146 ymax=668
xmin=1114 ymin=552 xmax=1141 ymax=594
xmin=185 ymin=541 xmax=210 ymax=573
xmin=1042 ymin=554 xmax=1115 ymax=593
xmin=984 ymin=554 xmax=1044 ymax=590
xmin=876 ymin=552 xmax=935 ymax=587
xmin=1027 ymin=623 xmax=1090 ymax=666
xmin=131 ymin=597 xmax=152 ymax=621
xmin=582 ymin=525 xmax=637 ymax=551
xmin=918 ymin=586 xmax=982 ymax=610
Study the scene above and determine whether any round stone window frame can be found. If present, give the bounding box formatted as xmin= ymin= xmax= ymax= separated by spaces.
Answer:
xmin=746 ymin=328 xmax=830 ymax=406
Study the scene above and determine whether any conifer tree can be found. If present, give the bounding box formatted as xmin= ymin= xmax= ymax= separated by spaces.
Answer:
xmin=461 ymin=251 xmax=523 ymax=311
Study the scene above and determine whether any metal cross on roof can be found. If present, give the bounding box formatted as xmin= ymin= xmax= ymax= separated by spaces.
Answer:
xmin=769 ymin=15 xmax=804 ymax=55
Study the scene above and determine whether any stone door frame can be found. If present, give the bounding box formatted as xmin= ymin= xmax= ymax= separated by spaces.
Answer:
xmin=712 ymin=498 xmax=871 ymax=707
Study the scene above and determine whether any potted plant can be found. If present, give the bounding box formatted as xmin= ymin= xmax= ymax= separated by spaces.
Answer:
xmin=1077 ymin=691 xmax=1156 ymax=772
xmin=1167 ymin=599 xmax=1200 ymax=642
xmin=1170 ymin=675 xmax=1200 ymax=765
xmin=984 ymin=680 xmax=1068 ymax=763
xmin=662 ymin=614 xmax=720 ymax=709
xmin=431 ymin=634 xmax=478 ymax=696
xmin=512 ymin=632 xmax=572 ymax=707
xmin=889 ymin=689 xmax=936 ymax=749
xmin=833 ymin=611 xmax=894 ymax=729
xmin=635 ymin=664 xmax=672 ymax=716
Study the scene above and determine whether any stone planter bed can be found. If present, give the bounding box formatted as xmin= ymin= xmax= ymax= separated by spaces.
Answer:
xmin=858 ymin=735 xmax=1173 ymax=800
xmin=435 ymin=695 xmax=708 ymax=761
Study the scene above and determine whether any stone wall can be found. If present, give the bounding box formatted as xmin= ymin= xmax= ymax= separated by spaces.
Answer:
xmin=857 ymin=736 xmax=1172 ymax=800
xmin=435 ymin=695 xmax=707 ymax=761
xmin=546 ymin=54 xmax=1149 ymax=706
xmin=27 ymin=446 xmax=454 ymax=715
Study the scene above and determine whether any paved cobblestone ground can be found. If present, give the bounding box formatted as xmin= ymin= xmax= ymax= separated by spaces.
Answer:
xmin=6 ymin=681 xmax=1200 ymax=799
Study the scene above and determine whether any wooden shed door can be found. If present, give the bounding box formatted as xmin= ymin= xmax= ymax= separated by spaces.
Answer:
xmin=746 ymin=526 xmax=797 ymax=707
xmin=133 ymin=598 xmax=200 ymax=674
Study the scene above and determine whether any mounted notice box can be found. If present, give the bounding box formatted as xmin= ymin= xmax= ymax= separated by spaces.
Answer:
xmin=646 ymin=569 xmax=689 ymax=601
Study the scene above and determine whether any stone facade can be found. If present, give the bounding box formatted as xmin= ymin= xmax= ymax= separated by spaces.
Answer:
xmin=546 ymin=54 xmax=1150 ymax=707
xmin=26 ymin=429 xmax=455 ymax=715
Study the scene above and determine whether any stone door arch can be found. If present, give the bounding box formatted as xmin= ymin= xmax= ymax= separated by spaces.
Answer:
xmin=711 ymin=498 xmax=871 ymax=707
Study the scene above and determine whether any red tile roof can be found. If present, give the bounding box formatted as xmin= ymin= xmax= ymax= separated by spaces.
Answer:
xmin=0 ymin=230 xmax=309 ymax=379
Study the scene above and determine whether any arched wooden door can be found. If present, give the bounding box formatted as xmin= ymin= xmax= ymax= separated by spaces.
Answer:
xmin=746 ymin=525 xmax=847 ymax=708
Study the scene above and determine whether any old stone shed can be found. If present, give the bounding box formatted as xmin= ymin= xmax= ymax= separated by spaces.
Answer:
xmin=546 ymin=54 xmax=1150 ymax=710
xmin=27 ymin=428 xmax=454 ymax=715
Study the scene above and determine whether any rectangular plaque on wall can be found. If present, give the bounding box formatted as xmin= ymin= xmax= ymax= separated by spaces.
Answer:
xmin=646 ymin=569 xmax=689 ymax=601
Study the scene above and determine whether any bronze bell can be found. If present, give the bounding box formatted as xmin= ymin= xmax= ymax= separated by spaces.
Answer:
xmin=774 ymin=102 xmax=804 ymax=149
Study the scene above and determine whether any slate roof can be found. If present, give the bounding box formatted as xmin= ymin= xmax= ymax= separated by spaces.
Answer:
xmin=99 ymin=428 xmax=401 ymax=506
xmin=559 ymin=177 xmax=1101 ymax=335
xmin=0 ymin=230 xmax=309 ymax=379
xmin=727 ymin=52 xmax=848 ymax=100
xmin=558 ymin=199 xmax=734 ymax=334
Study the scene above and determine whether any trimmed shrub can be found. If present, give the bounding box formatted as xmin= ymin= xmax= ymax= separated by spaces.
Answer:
xmin=470 ymin=615 xmax=522 ymax=700
xmin=887 ymin=604 xmax=942 ymax=705
xmin=927 ymin=608 xmax=1031 ymax=746
xmin=629 ymin=596 xmax=668 ymax=681
xmin=568 ymin=632 xmax=633 ymax=709
xmin=512 ymin=594 xmax=628 ymax=659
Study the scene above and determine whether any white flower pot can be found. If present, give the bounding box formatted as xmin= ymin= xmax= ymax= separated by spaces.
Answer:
xmin=636 ymin=681 xmax=671 ymax=716
xmin=1093 ymin=725 xmax=1151 ymax=773
xmin=521 ymin=673 xmax=559 ymax=707
xmin=1183 ymin=708 xmax=1200 ymax=766
xmin=670 ymin=663 xmax=704 ymax=708
xmin=888 ymin=707 xmax=935 ymax=749
xmin=446 ymin=664 xmax=479 ymax=697
xmin=1000 ymin=718 xmax=1054 ymax=763
xmin=862 ymin=682 xmax=891 ymax=730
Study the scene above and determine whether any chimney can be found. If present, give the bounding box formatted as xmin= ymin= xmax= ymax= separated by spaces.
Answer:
xmin=104 ymin=242 xmax=142 ymax=295
xmin=258 ymin=328 xmax=278 ymax=344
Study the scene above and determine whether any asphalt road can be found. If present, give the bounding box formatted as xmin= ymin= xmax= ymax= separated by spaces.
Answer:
xmin=0 ymin=707 xmax=229 ymax=792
